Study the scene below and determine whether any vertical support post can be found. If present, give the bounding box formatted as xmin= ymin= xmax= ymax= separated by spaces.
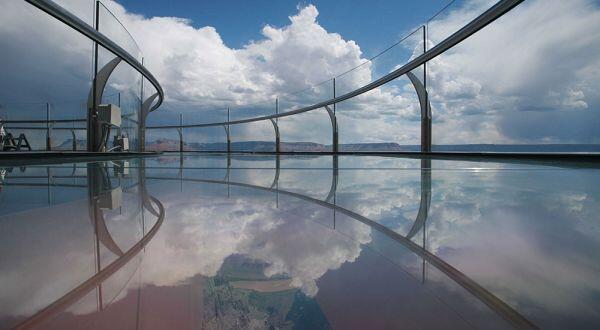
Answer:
xmin=88 ymin=0 xmax=100 ymax=152
xmin=46 ymin=103 xmax=52 ymax=151
xmin=324 ymin=106 xmax=338 ymax=153
xmin=332 ymin=79 xmax=338 ymax=153
xmin=421 ymin=158 xmax=430 ymax=283
xmin=275 ymin=98 xmax=280 ymax=153
xmin=227 ymin=153 xmax=231 ymax=197
xmin=227 ymin=107 xmax=231 ymax=153
xmin=421 ymin=25 xmax=432 ymax=152
xmin=276 ymin=154 xmax=280 ymax=208
xmin=140 ymin=57 xmax=144 ymax=151
xmin=333 ymin=154 xmax=338 ymax=229
xmin=71 ymin=129 xmax=77 ymax=151
xmin=116 ymin=92 xmax=122 ymax=141
xmin=47 ymin=166 xmax=51 ymax=205
xmin=270 ymin=119 xmax=280 ymax=153
xmin=178 ymin=113 xmax=183 ymax=153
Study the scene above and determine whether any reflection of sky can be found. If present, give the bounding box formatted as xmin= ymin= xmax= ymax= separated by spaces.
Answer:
xmin=1 ymin=155 xmax=600 ymax=328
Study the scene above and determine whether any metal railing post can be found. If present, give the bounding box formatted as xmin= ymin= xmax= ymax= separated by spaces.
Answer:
xmin=275 ymin=98 xmax=280 ymax=153
xmin=227 ymin=107 xmax=231 ymax=152
xmin=324 ymin=105 xmax=338 ymax=153
xmin=270 ymin=119 xmax=280 ymax=153
xmin=422 ymin=25 xmax=432 ymax=152
xmin=71 ymin=129 xmax=77 ymax=151
xmin=140 ymin=57 xmax=144 ymax=151
xmin=46 ymin=103 xmax=52 ymax=151
xmin=332 ymin=79 xmax=338 ymax=153
xmin=178 ymin=113 xmax=183 ymax=152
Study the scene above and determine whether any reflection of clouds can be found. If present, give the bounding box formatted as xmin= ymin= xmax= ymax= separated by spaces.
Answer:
xmin=0 ymin=201 xmax=104 ymax=318
xmin=422 ymin=168 xmax=600 ymax=323
xmin=241 ymin=206 xmax=370 ymax=296
xmin=140 ymin=187 xmax=371 ymax=297
xmin=141 ymin=198 xmax=282 ymax=285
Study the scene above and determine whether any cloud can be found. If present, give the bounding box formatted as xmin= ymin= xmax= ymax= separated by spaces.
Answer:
xmin=426 ymin=0 xmax=600 ymax=144
xmin=1 ymin=0 xmax=600 ymax=145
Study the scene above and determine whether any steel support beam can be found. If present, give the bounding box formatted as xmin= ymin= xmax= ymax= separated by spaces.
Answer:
xmin=323 ymin=106 xmax=338 ymax=153
xmin=406 ymin=72 xmax=432 ymax=152
xmin=138 ymin=93 xmax=159 ymax=151
xmin=223 ymin=125 xmax=231 ymax=153
xmin=270 ymin=118 xmax=280 ymax=153
xmin=325 ymin=155 xmax=339 ymax=203
xmin=177 ymin=128 xmax=183 ymax=153
xmin=71 ymin=129 xmax=77 ymax=151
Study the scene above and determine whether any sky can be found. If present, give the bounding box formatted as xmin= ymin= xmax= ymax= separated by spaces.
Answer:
xmin=0 ymin=0 xmax=599 ymax=146
xmin=115 ymin=0 xmax=448 ymax=56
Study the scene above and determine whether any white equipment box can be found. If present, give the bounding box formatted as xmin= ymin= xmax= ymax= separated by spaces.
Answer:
xmin=98 ymin=104 xmax=122 ymax=127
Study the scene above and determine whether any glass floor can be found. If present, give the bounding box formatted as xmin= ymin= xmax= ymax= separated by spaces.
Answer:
xmin=1 ymin=154 xmax=599 ymax=329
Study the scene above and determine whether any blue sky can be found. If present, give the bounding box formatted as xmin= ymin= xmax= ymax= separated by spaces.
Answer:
xmin=116 ymin=0 xmax=448 ymax=57
xmin=1 ymin=0 xmax=599 ymax=147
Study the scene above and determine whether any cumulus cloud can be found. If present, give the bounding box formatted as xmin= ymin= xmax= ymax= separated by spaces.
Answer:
xmin=1 ymin=0 xmax=600 ymax=145
xmin=426 ymin=0 xmax=600 ymax=144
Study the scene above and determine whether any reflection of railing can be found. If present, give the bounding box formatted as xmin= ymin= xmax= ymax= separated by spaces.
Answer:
xmin=2 ymin=157 xmax=534 ymax=328
xmin=143 ymin=157 xmax=535 ymax=329
xmin=147 ymin=0 xmax=523 ymax=154
xmin=12 ymin=161 xmax=164 ymax=329
xmin=22 ymin=0 xmax=164 ymax=152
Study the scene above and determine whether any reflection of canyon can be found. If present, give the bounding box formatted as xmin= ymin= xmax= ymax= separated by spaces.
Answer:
xmin=1 ymin=155 xmax=600 ymax=328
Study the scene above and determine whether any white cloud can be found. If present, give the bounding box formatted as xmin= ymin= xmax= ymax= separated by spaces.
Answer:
xmin=1 ymin=0 xmax=600 ymax=145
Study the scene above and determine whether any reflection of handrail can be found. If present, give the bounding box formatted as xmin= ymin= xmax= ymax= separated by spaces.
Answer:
xmin=146 ymin=0 xmax=522 ymax=130
xmin=24 ymin=0 xmax=163 ymax=113
xmin=14 ymin=196 xmax=164 ymax=329
xmin=406 ymin=159 xmax=431 ymax=239
xmin=145 ymin=174 xmax=535 ymax=329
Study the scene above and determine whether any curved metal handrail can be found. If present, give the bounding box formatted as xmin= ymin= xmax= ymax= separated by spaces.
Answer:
xmin=24 ymin=0 xmax=164 ymax=113
xmin=147 ymin=0 xmax=522 ymax=130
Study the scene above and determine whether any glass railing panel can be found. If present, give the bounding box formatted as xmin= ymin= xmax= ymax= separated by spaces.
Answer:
xmin=278 ymin=78 xmax=333 ymax=115
xmin=426 ymin=0 xmax=498 ymax=48
xmin=335 ymin=27 xmax=424 ymax=97
xmin=429 ymin=0 xmax=600 ymax=152
xmin=0 ymin=1 xmax=94 ymax=151
xmin=278 ymin=110 xmax=331 ymax=151
xmin=145 ymin=127 xmax=180 ymax=151
xmin=97 ymin=1 xmax=142 ymax=62
xmin=229 ymin=100 xmax=275 ymax=122
xmin=53 ymin=0 xmax=95 ymax=26
xmin=230 ymin=121 xmax=275 ymax=152
xmin=97 ymin=44 xmax=142 ymax=150
xmin=49 ymin=98 xmax=88 ymax=150
xmin=184 ymin=126 xmax=228 ymax=151
xmin=334 ymin=28 xmax=425 ymax=151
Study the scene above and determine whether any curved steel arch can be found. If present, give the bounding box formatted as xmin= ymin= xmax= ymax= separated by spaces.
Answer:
xmin=269 ymin=118 xmax=280 ymax=153
xmin=406 ymin=72 xmax=432 ymax=152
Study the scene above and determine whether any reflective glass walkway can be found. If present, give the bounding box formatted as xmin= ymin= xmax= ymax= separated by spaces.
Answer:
xmin=1 ymin=154 xmax=599 ymax=329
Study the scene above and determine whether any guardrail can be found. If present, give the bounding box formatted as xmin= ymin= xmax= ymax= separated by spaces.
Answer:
xmin=15 ymin=0 xmax=164 ymax=152
xmin=147 ymin=0 xmax=524 ymax=153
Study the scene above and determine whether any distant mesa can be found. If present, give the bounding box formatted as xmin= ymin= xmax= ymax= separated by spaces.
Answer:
xmin=144 ymin=139 xmax=413 ymax=152
xmin=145 ymin=138 xmax=600 ymax=152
